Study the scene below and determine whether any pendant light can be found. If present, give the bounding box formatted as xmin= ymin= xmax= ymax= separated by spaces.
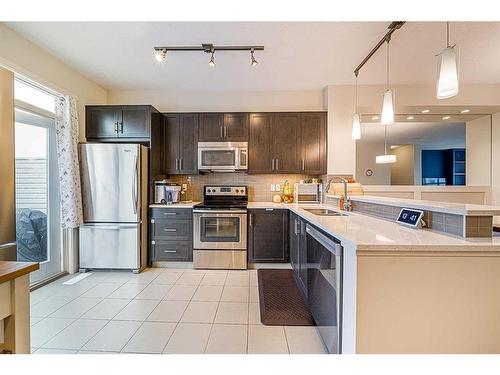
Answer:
xmin=436 ymin=22 xmax=459 ymax=99
xmin=208 ymin=48 xmax=216 ymax=67
xmin=380 ymin=39 xmax=395 ymax=125
xmin=351 ymin=74 xmax=361 ymax=140
xmin=376 ymin=124 xmax=397 ymax=164
xmin=250 ymin=48 xmax=259 ymax=67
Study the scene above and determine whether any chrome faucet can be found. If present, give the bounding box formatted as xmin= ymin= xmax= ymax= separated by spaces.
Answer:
xmin=325 ymin=177 xmax=350 ymax=211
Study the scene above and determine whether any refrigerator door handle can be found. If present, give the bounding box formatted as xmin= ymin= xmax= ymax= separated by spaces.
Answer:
xmin=132 ymin=154 xmax=138 ymax=215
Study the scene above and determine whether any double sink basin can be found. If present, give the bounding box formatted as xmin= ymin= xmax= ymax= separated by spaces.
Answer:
xmin=303 ymin=208 xmax=348 ymax=217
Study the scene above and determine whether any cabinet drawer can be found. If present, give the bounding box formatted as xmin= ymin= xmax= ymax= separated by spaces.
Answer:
xmin=150 ymin=208 xmax=192 ymax=220
xmin=151 ymin=219 xmax=192 ymax=241
xmin=152 ymin=241 xmax=192 ymax=261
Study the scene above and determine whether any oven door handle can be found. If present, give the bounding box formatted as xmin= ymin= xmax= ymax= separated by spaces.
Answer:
xmin=193 ymin=210 xmax=247 ymax=215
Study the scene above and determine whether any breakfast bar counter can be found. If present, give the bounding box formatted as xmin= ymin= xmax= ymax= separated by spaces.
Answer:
xmin=0 ymin=261 xmax=39 ymax=354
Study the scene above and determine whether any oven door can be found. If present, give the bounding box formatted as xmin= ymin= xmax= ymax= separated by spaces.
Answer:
xmin=197 ymin=142 xmax=247 ymax=171
xmin=193 ymin=210 xmax=247 ymax=250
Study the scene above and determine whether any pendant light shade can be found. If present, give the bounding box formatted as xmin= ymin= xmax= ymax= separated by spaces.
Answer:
xmin=381 ymin=89 xmax=395 ymax=125
xmin=376 ymin=154 xmax=397 ymax=164
xmin=352 ymin=113 xmax=361 ymax=140
xmin=437 ymin=46 xmax=459 ymax=99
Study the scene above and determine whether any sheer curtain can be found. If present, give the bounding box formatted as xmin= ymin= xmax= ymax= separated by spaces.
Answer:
xmin=54 ymin=95 xmax=83 ymax=229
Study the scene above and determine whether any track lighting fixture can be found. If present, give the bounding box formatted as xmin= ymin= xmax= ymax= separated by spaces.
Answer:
xmin=351 ymin=74 xmax=361 ymax=140
xmin=437 ymin=22 xmax=459 ymax=99
xmin=152 ymin=44 xmax=264 ymax=68
xmin=154 ymin=48 xmax=167 ymax=63
xmin=208 ymin=49 xmax=216 ymax=67
xmin=251 ymin=48 xmax=258 ymax=67
xmin=381 ymin=39 xmax=395 ymax=126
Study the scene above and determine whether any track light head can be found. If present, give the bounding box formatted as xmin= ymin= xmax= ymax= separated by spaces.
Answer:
xmin=251 ymin=48 xmax=258 ymax=67
xmin=154 ymin=48 xmax=167 ymax=63
xmin=208 ymin=50 xmax=216 ymax=67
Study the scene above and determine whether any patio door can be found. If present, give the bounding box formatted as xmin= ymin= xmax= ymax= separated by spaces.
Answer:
xmin=14 ymin=78 xmax=62 ymax=284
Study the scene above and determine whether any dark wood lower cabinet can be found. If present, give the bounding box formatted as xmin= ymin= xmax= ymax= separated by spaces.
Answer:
xmin=248 ymin=209 xmax=288 ymax=263
xmin=150 ymin=208 xmax=193 ymax=262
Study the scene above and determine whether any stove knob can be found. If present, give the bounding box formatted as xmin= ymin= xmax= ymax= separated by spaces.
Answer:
xmin=235 ymin=189 xmax=239 ymax=193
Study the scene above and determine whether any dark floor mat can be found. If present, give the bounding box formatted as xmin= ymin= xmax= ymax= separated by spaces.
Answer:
xmin=257 ymin=269 xmax=315 ymax=326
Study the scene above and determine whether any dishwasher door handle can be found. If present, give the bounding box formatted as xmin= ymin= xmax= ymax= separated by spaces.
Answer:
xmin=305 ymin=224 xmax=340 ymax=256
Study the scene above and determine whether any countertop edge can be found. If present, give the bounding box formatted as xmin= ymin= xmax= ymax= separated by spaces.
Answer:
xmin=0 ymin=261 xmax=39 ymax=285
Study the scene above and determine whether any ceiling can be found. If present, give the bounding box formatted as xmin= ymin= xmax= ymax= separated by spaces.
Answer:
xmin=5 ymin=21 xmax=500 ymax=91
xmin=359 ymin=121 xmax=466 ymax=148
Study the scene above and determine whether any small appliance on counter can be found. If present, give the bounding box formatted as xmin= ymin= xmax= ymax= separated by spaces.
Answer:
xmin=294 ymin=182 xmax=323 ymax=204
xmin=154 ymin=180 xmax=182 ymax=204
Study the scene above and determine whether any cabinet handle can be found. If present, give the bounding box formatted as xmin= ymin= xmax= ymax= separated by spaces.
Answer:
xmin=301 ymin=159 xmax=305 ymax=171
xmin=163 ymin=212 xmax=177 ymax=216
xmin=220 ymin=125 xmax=223 ymax=139
xmin=179 ymin=159 xmax=183 ymax=171
xmin=114 ymin=122 xmax=119 ymax=133
xmin=276 ymin=159 xmax=279 ymax=171
xmin=163 ymin=228 xmax=177 ymax=232
xmin=224 ymin=126 xmax=228 ymax=138
xmin=265 ymin=208 xmax=274 ymax=211
xmin=175 ymin=159 xmax=179 ymax=171
xmin=120 ymin=122 xmax=124 ymax=133
xmin=249 ymin=214 xmax=253 ymax=226
xmin=163 ymin=250 xmax=177 ymax=253
xmin=271 ymin=159 xmax=275 ymax=171
xmin=294 ymin=219 xmax=299 ymax=235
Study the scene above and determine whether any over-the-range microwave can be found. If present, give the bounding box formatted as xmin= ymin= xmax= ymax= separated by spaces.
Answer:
xmin=198 ymin=142 xmax=248 ymax=172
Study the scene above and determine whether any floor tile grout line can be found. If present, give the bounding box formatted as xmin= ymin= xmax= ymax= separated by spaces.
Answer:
xmin=203 ymin=271 xmax=227 ymax=353
xmin=282 ymin=326 xmax=291 ymax=354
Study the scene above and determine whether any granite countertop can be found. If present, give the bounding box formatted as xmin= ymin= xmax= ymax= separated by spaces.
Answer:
xmin=248 ymin=202 xmax=500 ymax=252
xmin=325 ymin=194 xmax=500 ymax=216
xmin=149 ymin=201 xmax=201 ymax=208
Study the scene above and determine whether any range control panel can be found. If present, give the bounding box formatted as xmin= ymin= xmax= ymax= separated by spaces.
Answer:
xmin=204 ymin=186 xmax=247 ymax=196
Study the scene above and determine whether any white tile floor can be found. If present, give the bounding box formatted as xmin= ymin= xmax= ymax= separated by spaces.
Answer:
xmin=29 ymin=268 xmax=326 ymax=354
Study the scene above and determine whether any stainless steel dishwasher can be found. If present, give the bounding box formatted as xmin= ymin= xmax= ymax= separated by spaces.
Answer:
xmin=305 ymin=224 xmax=342 ymax=354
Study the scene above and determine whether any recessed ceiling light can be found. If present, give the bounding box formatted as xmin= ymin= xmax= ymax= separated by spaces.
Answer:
xmin=442 ymin=116 xmax=451 ymax=120
xmin=371 ymin=116 xmax=379 ymax=120
xmin=421 ymin=109 xmax=430 ymax=113
xmin=406 ymin=116 xmax=415 ymax=120
xmin=460 ymin=109 xmax=470 ymax=113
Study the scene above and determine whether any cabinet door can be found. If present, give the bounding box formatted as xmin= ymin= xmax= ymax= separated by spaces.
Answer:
xmin=199 ymin=113 xmax=224 ymax=142
xmin=162 ymin=114 xmax=181 ymax=174
xmin=300 ymin=112 xmax=327 ymax=174
xmin=289 ymin=212 xmax=299 ymax=272
xmin=224 ymin=113 xmax=248 ymax=142
xmin=248 ymin=209 xmax=288 ymax=262
xmin=179 ymin=114 xmax=199 ymax=174
xmin=273 ymin=113 xmax=301 ymax=173
xmin=248 ymin=113 xmax=273 ymax=173
xmin=120 ymin=106 xmax=150 ymax=139
xmin=85 ymin=106 xmax=120 ymax=139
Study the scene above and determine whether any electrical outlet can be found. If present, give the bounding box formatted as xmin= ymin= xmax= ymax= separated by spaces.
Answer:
xmin=275 ymin=184 xmax=281 ymax=191
xmin=271 ymin=184 xmax=276 ymax=192
xmin=182 ymin=184 xmax=187 ymax=190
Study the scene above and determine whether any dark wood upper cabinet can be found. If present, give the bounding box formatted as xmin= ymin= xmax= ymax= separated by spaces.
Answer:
xmin=199 ymin=113 xmax=248 ymax=142
xmin=299 ymin=112 xmax=327 ymax=175
xmin=85 ymin=106 xmax=121 ymax=139
xmin=248 ymin=113 xmax=274 ymax=173
xmin=199 ymin=113 xmax=224 ymax=142
xmin=162 ymin=114 xmax=181 ymax=175
xmin=178 ymin=114 xmax=199 ymax=174
xmin=248 ymin=112 xmax=326 ymax=174
xmin=273 ymin=113 xmax=301 ymax=173
xmin=248 ymin=209 xmax=289 ymax=263
xmin=223 ymin=113 xmax=248 ymax=142
xmin=161 ymin=113 xmax=199 ymax=175
xmin=85 ymin=105 xmax=158 ymax=141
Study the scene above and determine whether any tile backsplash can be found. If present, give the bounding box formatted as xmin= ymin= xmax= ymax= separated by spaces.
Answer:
xmin=168 ymin=173 xmax=318 ymax=202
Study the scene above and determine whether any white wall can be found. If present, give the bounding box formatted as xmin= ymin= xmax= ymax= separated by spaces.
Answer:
xmin=391 ymin=145 xmax=415 ymax=185
xmin=108 ymin=89 xmax=326 ymax=112
xmin=0 ymin=23 xmax=108 ymax=141
xmin=466 ymin=116 xmax=492 ymax=186
xmin=492 ymin=113 xmax=500 ymax=224
xmin=355 ymin=142 xmax=391 ymax=185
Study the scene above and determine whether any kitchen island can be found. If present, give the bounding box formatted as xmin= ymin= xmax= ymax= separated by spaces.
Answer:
xmin=0 ymin=261 xmax=39 ymax=354
xmin=248 ymin=202 xmax=500 ymax=354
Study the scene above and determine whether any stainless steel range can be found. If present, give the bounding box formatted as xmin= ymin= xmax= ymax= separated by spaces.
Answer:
xmin=193 ymin=185 xmax=248 ymax=269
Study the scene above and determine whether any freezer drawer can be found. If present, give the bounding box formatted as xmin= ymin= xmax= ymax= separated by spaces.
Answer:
xmin=79 ymin=223 xmax=140 ymax=270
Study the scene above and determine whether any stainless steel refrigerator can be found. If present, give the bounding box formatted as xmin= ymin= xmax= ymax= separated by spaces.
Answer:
xmin=79 ymin=143 xmax=148 ymax=273
xmin=0 ymin=86 xmax=17 ymax=261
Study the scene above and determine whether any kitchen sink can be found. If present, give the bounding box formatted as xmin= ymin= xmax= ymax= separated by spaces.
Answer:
xmin=303 ymin=208 xmax=347 ymax=216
